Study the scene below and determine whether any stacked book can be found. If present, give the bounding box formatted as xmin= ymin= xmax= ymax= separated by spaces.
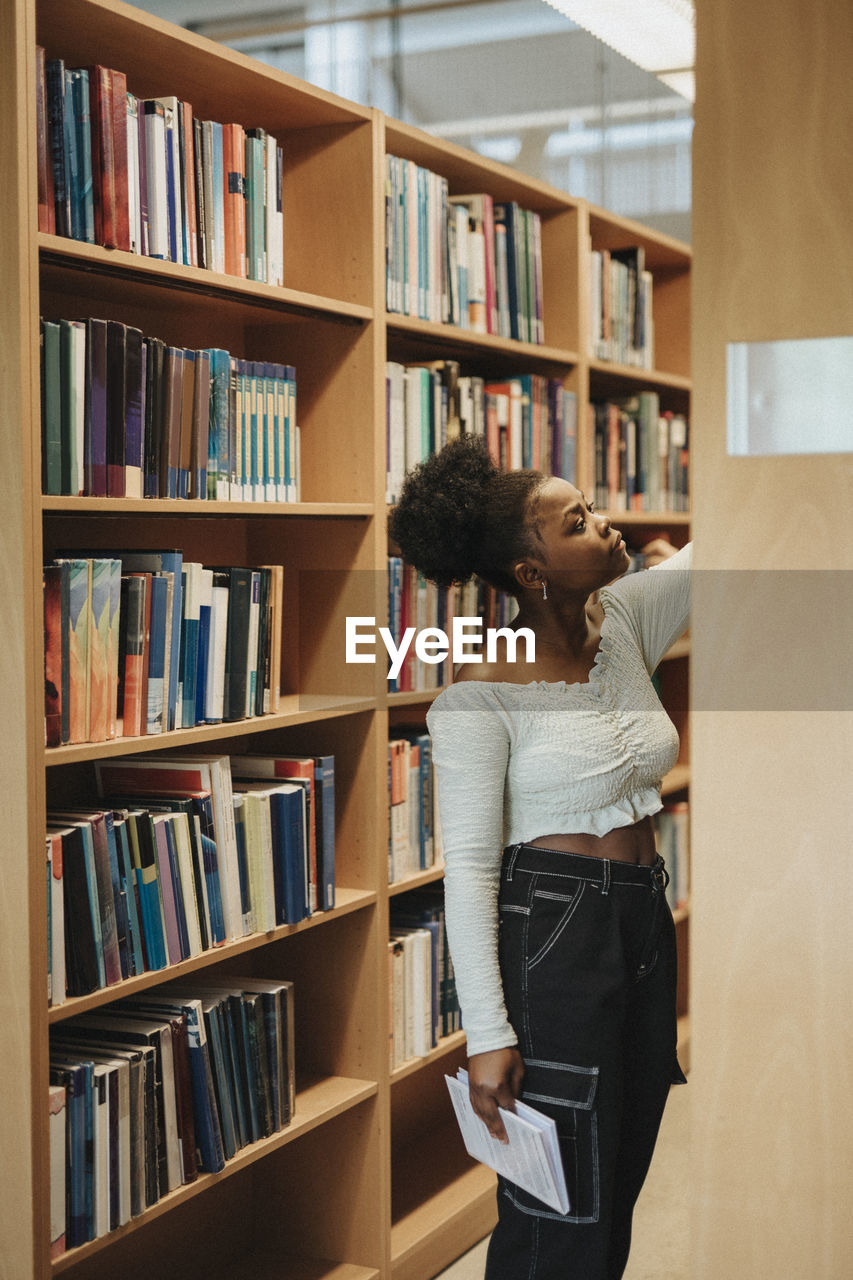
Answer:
xmin=589 ymin=393 xmax=689 ymax=512
xmin=386 ymin=155 xmax=545 ymax=343
xmin=386 ymin=359 xmax=577 ymax=502
xmin=48 ymin=977 xmax=294 ymax=1255
xmin=36 ymin=48 xmax=284 ymax=284
xmin=47 ymin=752 xmax=335 ymax=1005
xmin=386 ymin=558 xmax=515 ymax=695
xmin=40 ymin=317 xmax=299 ymax=501
xmin=589 ymin=245 xmax=654 ymax=369
xmin=43 ymin=553 xmax=284 ymax=746
xmin=389 ymin=891 xmax=460 ymax=1068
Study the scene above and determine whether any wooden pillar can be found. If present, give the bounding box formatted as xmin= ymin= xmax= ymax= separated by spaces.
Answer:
xmin=690 ymin=0 xmax=853 ymax=1274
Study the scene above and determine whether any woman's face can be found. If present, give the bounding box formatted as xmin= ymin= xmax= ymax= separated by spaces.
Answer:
xmin=523 ymin=477 xmax=630 ymax=593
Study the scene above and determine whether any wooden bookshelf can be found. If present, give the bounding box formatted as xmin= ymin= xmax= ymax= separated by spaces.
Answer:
xmin=0 ymin=1 xmax=691 ymax=1274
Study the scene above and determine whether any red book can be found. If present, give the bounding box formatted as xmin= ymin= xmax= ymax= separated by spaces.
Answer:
xmin=36 ymin=47 xmax=56 ymax=233
xmin=121 ymin=572 xmax=147 ymax=737
xmin=222 ymin=122 xmax=246 ymax=278
xmin=89 ymin=66 xmax=117 ymax=248
xmin=110 ymin=68 xmax=130 ymax=251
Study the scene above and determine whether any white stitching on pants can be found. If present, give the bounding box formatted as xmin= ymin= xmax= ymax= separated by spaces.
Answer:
xmin=528 ymin=882 xmax=586 ymax=970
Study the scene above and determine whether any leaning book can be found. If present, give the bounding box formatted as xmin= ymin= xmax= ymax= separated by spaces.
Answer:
xmin=445 ymin=1068 xmax=569 ymax=1215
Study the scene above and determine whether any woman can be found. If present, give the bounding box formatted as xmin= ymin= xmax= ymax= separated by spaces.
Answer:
xmin=390 ymin=435 xmax=690 ymax=1280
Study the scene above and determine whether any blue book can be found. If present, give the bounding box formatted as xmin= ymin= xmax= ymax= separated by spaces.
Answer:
xmin=206 ymin=348 xmax=232 ymax=499
xmin=146 ymin=573 xmax=168 ymax=734
xmin=277 ymin=784 xmax=308 ymax=924
xmin=145 ymin=994 xmax=225 ymax=1173
xmin=126 ymin=809 xmax=168 ymax=971
xmin=68 ymin=69 xmax=94 ymax=243
xmin=178 ymin=563 xmax=200 ymax=729
xmin=201 ymin=995 xmax=237 ymax=1160
xmin=493 ymin=203 xmax=521 ymax=341
xmin=387 ymin=556 xmax=403 ymax=692
xmin=195 ymin=600 xmax=211 ymax=726
xmin=63 ymin=69 xmax=81 ymax=240
xmin=313 ymin=755 xmax=336 ymax=911
xmin=191 ymin=793 xmax=225 ymax=946
xmin=48 ymin=1059 xmax=91 ymax=1245
xmin=111 ymin=812 xmax=144 ymax=977
xmin=164 ymin=109 xmax=178 ymax=263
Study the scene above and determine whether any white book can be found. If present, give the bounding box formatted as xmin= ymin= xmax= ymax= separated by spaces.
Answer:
xmin=46 ymin=831 xmax=66 ymax=1006
xmin=126 ymin=94 xmax=141 ymax=255
xmin=231 ymin=785 xmax=277 ymax=932
xmin=143 ymin=100 xmax=168 ymax=260
xmin=447 ymin=1068 xmax=570 ymax=1215
xmin=206 ymin=582 xmax=229 ymax=720
xmin=386 ymin=361 xmax=406 ymax=505
xmin=266 ymin=133 xmax=284 ymax=287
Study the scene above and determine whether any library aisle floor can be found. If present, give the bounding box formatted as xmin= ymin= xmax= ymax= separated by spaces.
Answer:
xmin=437 ymin=1083 xmax=689 ymax=1280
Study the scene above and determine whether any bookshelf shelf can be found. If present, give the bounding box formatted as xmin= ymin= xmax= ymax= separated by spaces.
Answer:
xmin=39 ymin=235 xmax=375 ymax=326
xmin=390 ymin=1134 xmax=497 ymax=1280
xmin=41 ymin=497 xmax=375 ymax=517
xmin=388 ymin=864 xmax=446 ymax=897
xmin=386 ymin=313 xmax=578 ymax=367
xmin=50 ymin=1074 xmax=379 ymax=1275
xmin=1 ymin=2 xmax=692 ymax=1273
xmin=390 ymin=1030 xmax=466 ymax=1085
xmin=227 ymin=1258 xmax=381 ymax=1280
xmin=588 ymin=357 xmax=692 ymax=392
xmin=43 ymin=696 xmax=379 ymax=764
xmin=48 ymin=887 xmax=378 ymax=1024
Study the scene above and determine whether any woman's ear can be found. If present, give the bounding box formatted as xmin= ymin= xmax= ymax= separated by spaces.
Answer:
xmin=513 ymin=560 xmax=543 ymax=593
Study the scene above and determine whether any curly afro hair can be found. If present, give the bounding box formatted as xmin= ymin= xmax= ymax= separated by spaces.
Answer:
xmin=389 ymin=434 xmax=546 ymax=595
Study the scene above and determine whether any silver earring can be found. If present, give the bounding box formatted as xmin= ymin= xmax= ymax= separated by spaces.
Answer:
xmin=541 ymin=579 xmax=548 ymax=601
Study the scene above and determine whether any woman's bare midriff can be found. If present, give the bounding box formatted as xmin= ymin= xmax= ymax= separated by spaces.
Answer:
xmin=528 ymin=814 xmax=658 ymax=865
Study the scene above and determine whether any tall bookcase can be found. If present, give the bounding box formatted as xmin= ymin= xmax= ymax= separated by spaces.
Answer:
xmin=0 ymin=1 xmax=691 ymax=1276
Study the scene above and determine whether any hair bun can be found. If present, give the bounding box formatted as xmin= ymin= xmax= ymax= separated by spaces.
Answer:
xmin=390 ymin=435 xmax=497 ymax=587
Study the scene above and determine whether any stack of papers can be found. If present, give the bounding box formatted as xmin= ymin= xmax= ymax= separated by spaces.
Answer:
xmin=445 ymin=1068 xmax=570 ymax=1215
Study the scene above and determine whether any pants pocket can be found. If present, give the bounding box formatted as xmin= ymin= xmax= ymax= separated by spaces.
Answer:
xmin=527 ymin=880 xmax=586 ymax=971
xmin=502 ymin=1058 xmax=601 ymax=1224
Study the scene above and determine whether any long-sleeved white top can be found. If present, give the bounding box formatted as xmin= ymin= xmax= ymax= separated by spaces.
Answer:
xmin=425 ymin=543 xmax=692 ymax=1056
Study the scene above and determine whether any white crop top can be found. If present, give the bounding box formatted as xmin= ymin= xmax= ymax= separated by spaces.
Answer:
xmin=426 ymin=543 xmax=692 ymax=1056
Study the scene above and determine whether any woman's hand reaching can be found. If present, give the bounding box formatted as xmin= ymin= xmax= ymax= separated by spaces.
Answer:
xmin=467 ymin=1047 xmax=525 ymax=1143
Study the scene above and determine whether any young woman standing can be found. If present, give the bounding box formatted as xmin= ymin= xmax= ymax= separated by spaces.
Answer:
xmin=390 ymin=435 xmax=690 ymax=1280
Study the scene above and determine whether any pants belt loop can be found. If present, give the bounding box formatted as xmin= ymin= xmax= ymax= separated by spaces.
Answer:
xmin=601 ymin=858 xmax=611 ymax=896
xmin=506 ymin=843 xmax=523 ymax=882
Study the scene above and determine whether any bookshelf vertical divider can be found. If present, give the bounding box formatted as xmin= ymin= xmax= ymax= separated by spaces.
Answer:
xmin=1 ymin=2 xmax=691 ymax=1274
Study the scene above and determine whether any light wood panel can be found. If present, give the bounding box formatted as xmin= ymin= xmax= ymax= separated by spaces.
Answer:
xmin=691 ymin=0 xmax=853 ymax=1274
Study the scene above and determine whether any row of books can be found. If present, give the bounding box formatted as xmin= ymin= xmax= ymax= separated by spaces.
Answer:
xmin=44 ymin=552 xmax=283 ymax=747
xmin=385 ymin=155 xmax=545 ymax=344
xmin=589 ymin=244 xmax=653 ymax=368
xmin=387 ymin=558 xmax=515 ymax=695
xmin=386 ymin=359 xmax=578 ymax=503
xmin=41 ymin=316 xmax=299 ymax=502
xmin=589 ymin=245 xmax=654 ymax=369
xmin=590 ymin=394 xmax=689 ymax=513
xmin=389 ymin=892 xmax=460 ymax=1069
xmin=47 ymin=751 xmax=334 ymax=1004
xmin=388 ymin=731 xmax=441 ymax=885
xmin=36 ymin=49 xmax=284 ymax=284
xmin=49 ymin=977 xmax=294 ymax=1255
xmin=654 ymin=800 xmax=690 ymax=913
